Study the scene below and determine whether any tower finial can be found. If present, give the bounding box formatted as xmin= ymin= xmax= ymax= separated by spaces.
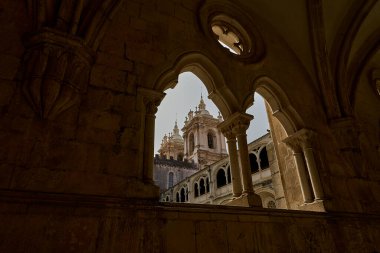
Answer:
xmin=198 ymin=94 xmax=206 ymax=110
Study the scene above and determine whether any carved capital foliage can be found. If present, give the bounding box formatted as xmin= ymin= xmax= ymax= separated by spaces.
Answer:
xmin=22 ymin=30 xmax=94 ymax=119
xmin=218 ymin=112 xmax=253 ymax=137
xmin=282 ymin=135 xmax=302 ymax=153
xmin=137 ymin=87 xmax=165 ymax=116
xmin=218 ymin=123 xmax=235 ymax=140
xmin=283 ymin=128 xmax=317 ymax=152
xmin=297 ymin=128 xmax=317 ymax=149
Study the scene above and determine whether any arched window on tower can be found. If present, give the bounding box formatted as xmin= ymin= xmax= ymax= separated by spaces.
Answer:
xmin=189 ymin=133 xmax=195 ymax=154
xmin=194 ymin=183 xmax=199 ymax=197
xmin=177 ymin=153 xmax=183 ymax=161
xmin=207 ymin=131 xmax=215 ymax=149
xmin=168 ymin=172 xmax=174 ymax=188
xmin=176 ymin=192 xmax=179 ymax=202
xmin=180 ymin=188 xmax=185 ymax=202
xmin=216 ymin=169 xmax=227 ymax=188
xmin=259 ymin=147 xmax=269 ymax=169
xmin=200 ymin=178 xmax=205 ymax=195
xmin=249 ymin=153 xmax=259 ymax=173
xmin=206 ymin=178 xmax=210 ymax=192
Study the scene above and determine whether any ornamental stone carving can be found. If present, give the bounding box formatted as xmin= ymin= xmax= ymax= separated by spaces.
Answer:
xmin=218 ymin=112 xmax=253 ymax=136
xmin=137 ymin=87 xmax=166 ymax=115
xmin=283 ymin=128 xmax=316 ymax=151
xmin=22 ymin=0 xmax=122 ymax=119
xmin=22 ymin=30 xmax=94 ymax=119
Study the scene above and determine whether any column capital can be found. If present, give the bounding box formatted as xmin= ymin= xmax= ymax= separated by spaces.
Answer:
xmin=283 ymin=128 xmax=317 ymax=151
xmin=137 ymin=87 xmax=166 ymax=114
xmin=218 ymin=112 xmax=253 ymax=137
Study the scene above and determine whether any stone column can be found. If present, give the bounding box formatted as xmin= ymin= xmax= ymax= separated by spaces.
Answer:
xmin=219 ymin=112 xmax=261 ymax=207
xmin=226 ymin=135 xmax=243 ymax=196
xmin=218 ymin=122 xmax=242 ymax=197
xmin=138 ymin=88 xmax=165 ymax=184
xmin=299 ymin=130 xmax=324 ymax=200
xmin=234 ymin=124 xmax=253 ymax=194
xmin=283 ymin=136 xmax=313 ymax=203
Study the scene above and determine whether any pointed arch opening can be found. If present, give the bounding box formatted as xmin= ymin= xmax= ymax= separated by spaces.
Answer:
xmin=242 ymin=76 xmax=320 ymax=211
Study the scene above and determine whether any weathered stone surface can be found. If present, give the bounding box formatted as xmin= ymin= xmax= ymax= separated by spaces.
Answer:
xmin=0 ymin=0 xmax=379 ymax=252
xmin=0 ymin=195 xmax=379 ymax=253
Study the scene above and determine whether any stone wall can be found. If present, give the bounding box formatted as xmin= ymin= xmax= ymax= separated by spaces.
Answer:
xmin=0 ymin=191 xmax=379 ymax=253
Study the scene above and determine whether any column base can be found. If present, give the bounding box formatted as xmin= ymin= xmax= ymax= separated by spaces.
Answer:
xmin=225 ymin=193 xmax=262 ymax=207
xmin=299 ymin=199 xmax=325 ymax=212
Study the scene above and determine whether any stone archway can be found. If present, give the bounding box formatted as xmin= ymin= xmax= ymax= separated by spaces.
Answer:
xmin=154 ymin=52 xmax=241 ymax=119
xmin=244 ymin=76 xmax=325 ymax=211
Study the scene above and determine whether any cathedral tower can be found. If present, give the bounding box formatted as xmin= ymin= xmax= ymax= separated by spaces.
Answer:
xmin=182 ymin=96 xmax=228 ymax=169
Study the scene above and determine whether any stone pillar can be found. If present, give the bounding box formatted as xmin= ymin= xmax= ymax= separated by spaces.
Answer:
xmin=234 ymin=125 xmax=254 ymax=194
xmin=299 ymin=130 xmax=324 ymax=200
xmin=138 ymin=88 xmax=165 ymax=184
xmin=283 ymin=136 xmax=313 ymax=203
xmin=284 ymin=128 xmax=324 ymax=202
xmin=226 ymin=133 xmax=243 ymax=197
xmin=219 ymin=112 xmax=261 ymax=207
xmin=218 ymin=121 xmax=243 ymax=197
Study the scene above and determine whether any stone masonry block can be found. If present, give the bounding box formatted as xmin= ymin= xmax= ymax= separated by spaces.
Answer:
xmin=96 ymin=52 xmax=134 ymax=72
xmin=174 ymin=4 xmax=194 ymax=23
xmin=76 ymin=126 xmax=116 ymax=146
xmin=90 ymin=65 xmax=128 ymax=93
xmin=0 ymin=54 xmax=20 ymax=80
xmin=0 ymin=79 xmax=15 ymax=106
xmin=79 ymin=110 xmax=121 ymax=131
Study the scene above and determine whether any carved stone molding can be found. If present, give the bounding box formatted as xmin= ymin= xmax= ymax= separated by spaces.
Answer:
xmin=22 ymin=29 xmax=95 ymax=119
xmin=22 ymin=0 xmax=122 ymax=119
xmin=137 ymin=87 xmax=166 ymax=115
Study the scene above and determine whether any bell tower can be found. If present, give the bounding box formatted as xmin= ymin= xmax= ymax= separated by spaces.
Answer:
xmin=182 ymin=96 xmax=228 ymax=169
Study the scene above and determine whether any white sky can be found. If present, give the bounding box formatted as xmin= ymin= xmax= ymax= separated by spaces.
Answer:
xmin=154 ymin=72 xmax=270 ymax=153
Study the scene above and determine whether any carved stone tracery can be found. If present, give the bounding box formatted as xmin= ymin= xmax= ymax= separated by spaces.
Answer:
xmin=22 ymin=29 xmax=94 ymax=119
xmin=22 ymin=0 xmax=122 ymax=119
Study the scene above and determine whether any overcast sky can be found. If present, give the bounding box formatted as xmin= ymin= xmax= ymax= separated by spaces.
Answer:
xmin=154 ymin=72 xmax=269 ymax=153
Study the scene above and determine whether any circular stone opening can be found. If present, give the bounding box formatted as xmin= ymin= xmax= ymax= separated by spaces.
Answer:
xmin=211 ymin=24 xmax=243 ymax=55
xmin=209 ymin=15 xmax=252 ymax=57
